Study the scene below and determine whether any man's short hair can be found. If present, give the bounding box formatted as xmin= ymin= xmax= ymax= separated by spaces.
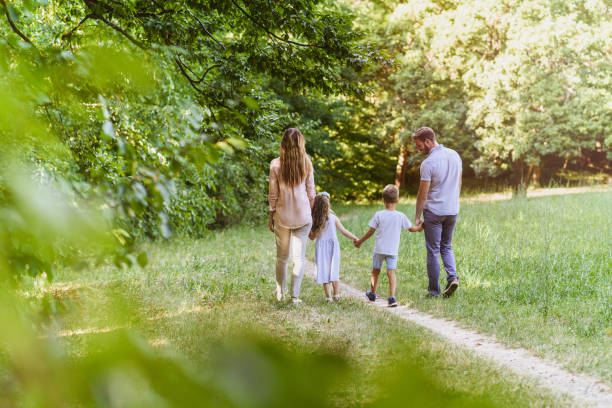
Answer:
xmin=382 ymin=184 xmax=399 ymax=203
xmin=412 ymin=127 xmax=436 ymax=142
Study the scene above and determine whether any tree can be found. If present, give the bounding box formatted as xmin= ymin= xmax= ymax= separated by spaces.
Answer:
xmin=350 ymin=0 xmax=611 ymax=194
xmin=0 ymin=0 xmax=374 ymax=274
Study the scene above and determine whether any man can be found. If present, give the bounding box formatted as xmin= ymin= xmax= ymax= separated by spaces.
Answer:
xmin=412 ymin=127 xmax=462 ymax=298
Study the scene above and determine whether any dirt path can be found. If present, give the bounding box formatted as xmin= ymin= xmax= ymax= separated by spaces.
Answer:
xmin=463 ymin=185 xmax=609 ymax=203
xmin=303 ymin=259 xmax=612 ymax=407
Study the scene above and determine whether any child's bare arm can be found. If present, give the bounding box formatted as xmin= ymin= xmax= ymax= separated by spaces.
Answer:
xmin=409 ymin=224 xmax=423 ymax=232
xmin=355 ymin=227 xmax=376 ymax=248
xmin=335 ymin=218 xmax=358 ymax=241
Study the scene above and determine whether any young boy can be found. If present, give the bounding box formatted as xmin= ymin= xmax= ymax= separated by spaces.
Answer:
xmin=354 ymin=184 xmax=422 ymax=307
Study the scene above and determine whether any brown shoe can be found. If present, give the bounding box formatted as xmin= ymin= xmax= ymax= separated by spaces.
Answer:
xmin=442 ymin=279 xmax=459 ymax=298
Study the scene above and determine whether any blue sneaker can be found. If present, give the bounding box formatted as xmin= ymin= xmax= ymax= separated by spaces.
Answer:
xmin=365 ymin=291 xmax=376 ymax=302
xmin=388 ymin=297 xmax=398 ymax=307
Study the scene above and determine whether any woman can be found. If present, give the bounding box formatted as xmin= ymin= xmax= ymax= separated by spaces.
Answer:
xmin=268 ymin=128 xmax=315 ymax=304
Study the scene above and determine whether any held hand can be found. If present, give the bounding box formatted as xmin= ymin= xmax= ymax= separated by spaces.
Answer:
xmin=353 ymin=239 xmax=361 ymax=248
xmin=415 ymin=217 xmax=423 ymax=227
xmin=409 ymin=225 xmax=423 ymax=232
xmin=268 ymin=216 xmax=274 ymax=233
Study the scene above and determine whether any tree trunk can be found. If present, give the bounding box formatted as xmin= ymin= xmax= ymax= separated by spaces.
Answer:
xmin=511 ymin=159 xmax=527 ymax=197
xmin=395 ymin=143 xmax=409 ymax=189
xmin=525 ymin=164 xmax=535 ymax=188
xmin=532 ymin=165 xmax=541 ymax=187
xmin=512 ymin=161 xmax=541 ymax=195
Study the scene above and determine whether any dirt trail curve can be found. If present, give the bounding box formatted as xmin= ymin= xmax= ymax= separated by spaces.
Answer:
xmin=462 ymin=185 xmax=609 ymax=203
xmin=303 ymin=260 xmax=612 ymax=408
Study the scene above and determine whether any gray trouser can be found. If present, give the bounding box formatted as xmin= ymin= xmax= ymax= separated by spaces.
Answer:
xmin=274 ymin=222 xmax=312 ymax=298
xmin=423 ymin=209 xmax=458 ymax=295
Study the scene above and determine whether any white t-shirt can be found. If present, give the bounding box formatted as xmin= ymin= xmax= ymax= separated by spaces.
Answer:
xmin=368 ymin=209 xmax=413 ymax=256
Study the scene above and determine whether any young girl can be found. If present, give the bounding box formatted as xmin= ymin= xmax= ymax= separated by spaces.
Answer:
xmin=309 ymin=192 xmax=358 ymax=302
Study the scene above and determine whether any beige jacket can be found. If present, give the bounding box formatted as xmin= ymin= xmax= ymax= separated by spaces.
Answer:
xmin=268 ymin=157 xmax=316 ymax=229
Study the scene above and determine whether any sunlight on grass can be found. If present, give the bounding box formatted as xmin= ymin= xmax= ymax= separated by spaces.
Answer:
xmin=339 ymin=191 xmax=612 ymax=384
xmin=31 ymin=216 xmax=574 ymax=407
xmin=9 ymin=190 xmax=608 ymax=406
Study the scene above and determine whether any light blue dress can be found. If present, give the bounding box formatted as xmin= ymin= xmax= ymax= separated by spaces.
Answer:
xmin=315 ymin=214 xmax=340 ymax=284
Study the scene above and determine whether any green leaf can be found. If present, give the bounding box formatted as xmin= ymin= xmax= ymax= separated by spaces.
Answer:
xmin=6 ymin=4 xmax=20 ymax=21
xmin=125 ymin=253 xmax=137 ymax=266
xmin=132 ymin=182 xmax=148 ymax=205
xmin=102 ymin=121 xmax=115 ymax=139
xmin=228 ymin=138 xmax=247 ymax=150
xmin=136 ymin=251 xmax=148 ymax=267
xmin=155 ymin=182 xmax=170 ymax=204
xmin=242 ymin=97 xmax=260 ymax=110
xmin=160 ymin=213 xmax=172 ymax=239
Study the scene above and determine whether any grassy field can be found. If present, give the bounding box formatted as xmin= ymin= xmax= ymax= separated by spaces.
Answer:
xmin=336 ymin=190 xmax=612 ymax=384
xmin=23 ymin=214 xmax=579 ymax=406
xmin=18 ymin=189 xmax=610 ymax=406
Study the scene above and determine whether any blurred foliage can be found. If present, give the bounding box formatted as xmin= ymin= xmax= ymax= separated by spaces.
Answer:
xmin=0 ymin=307 xmax=497 ymax=407
xmin=0 ymin=169 xmax=113 ymax=280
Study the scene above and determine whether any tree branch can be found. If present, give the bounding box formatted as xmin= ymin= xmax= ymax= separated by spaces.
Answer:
xmin=172 ymin=57 xmax=226 ymax=140
xmin=62 ymin=13 xmax=98 ymax=48
xmin=81 ymin=0 xmax=145 ymax=49
xmin=180 ymin=59 xmax=222 ymax=85
xmin=229 ymin=0 xmax=323 ymax=49
xmin=197 ymin=64 xmax=221 ymax=84
xmin=174 ymin=56 xmax=221 ymax=91
xmin=134 ymin=10 xmax=173 ymax=18
xmin=1 ymin=0 xmax=33 ymax=44
xmin=96 ymin=13 xmax=145 ymax=49
xmin=185 ymin=6 xmax=225 ymax=50
xmin=173 ymin=58 xmax=231 ymax=112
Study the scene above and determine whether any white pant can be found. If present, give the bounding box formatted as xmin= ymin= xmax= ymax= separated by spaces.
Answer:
xmin=274 ymin=221 xmax=312 ymax=298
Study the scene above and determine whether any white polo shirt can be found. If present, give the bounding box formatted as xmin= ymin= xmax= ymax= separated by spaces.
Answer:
xmin=420 ymin=145 xmax=462 ymax=216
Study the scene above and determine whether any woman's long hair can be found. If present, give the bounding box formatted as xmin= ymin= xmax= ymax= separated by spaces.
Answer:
xmin=310 ymin=194 xmax=330 ymax=239
xmin=280 ymin=128 xmax=311 ymax=187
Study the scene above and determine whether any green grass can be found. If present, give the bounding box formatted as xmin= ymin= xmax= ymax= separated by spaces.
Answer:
xmin=21 ymin=189 xmax=610 ymax=406
xmin=25 ymin=219 xmax=577 ymax=407
xmin=336 ymin=191 xmax=612 ymax=384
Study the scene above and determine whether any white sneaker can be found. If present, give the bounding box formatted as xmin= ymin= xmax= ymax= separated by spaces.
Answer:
xmin=291 ymin=297 xmax=303 ymax=305
xmin=326 ymin=297 xmax=333 ymax=303
xmin=275 ymin=289 xmax=284 ymax=302
xmin=333 ymin=294 xmax=341 ymax=302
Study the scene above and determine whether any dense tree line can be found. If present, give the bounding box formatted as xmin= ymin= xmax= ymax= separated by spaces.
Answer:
xmin=353 ymin=0 xmax=610 ymax=193
xmin=0 ymin=0 xmax=609 ymax=274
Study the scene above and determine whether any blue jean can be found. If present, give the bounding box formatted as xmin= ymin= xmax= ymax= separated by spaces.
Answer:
xmin=423 ymin=209 xmax=458 ymax=295
xmin=372 ymin=253 xmax=398 ymax=270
